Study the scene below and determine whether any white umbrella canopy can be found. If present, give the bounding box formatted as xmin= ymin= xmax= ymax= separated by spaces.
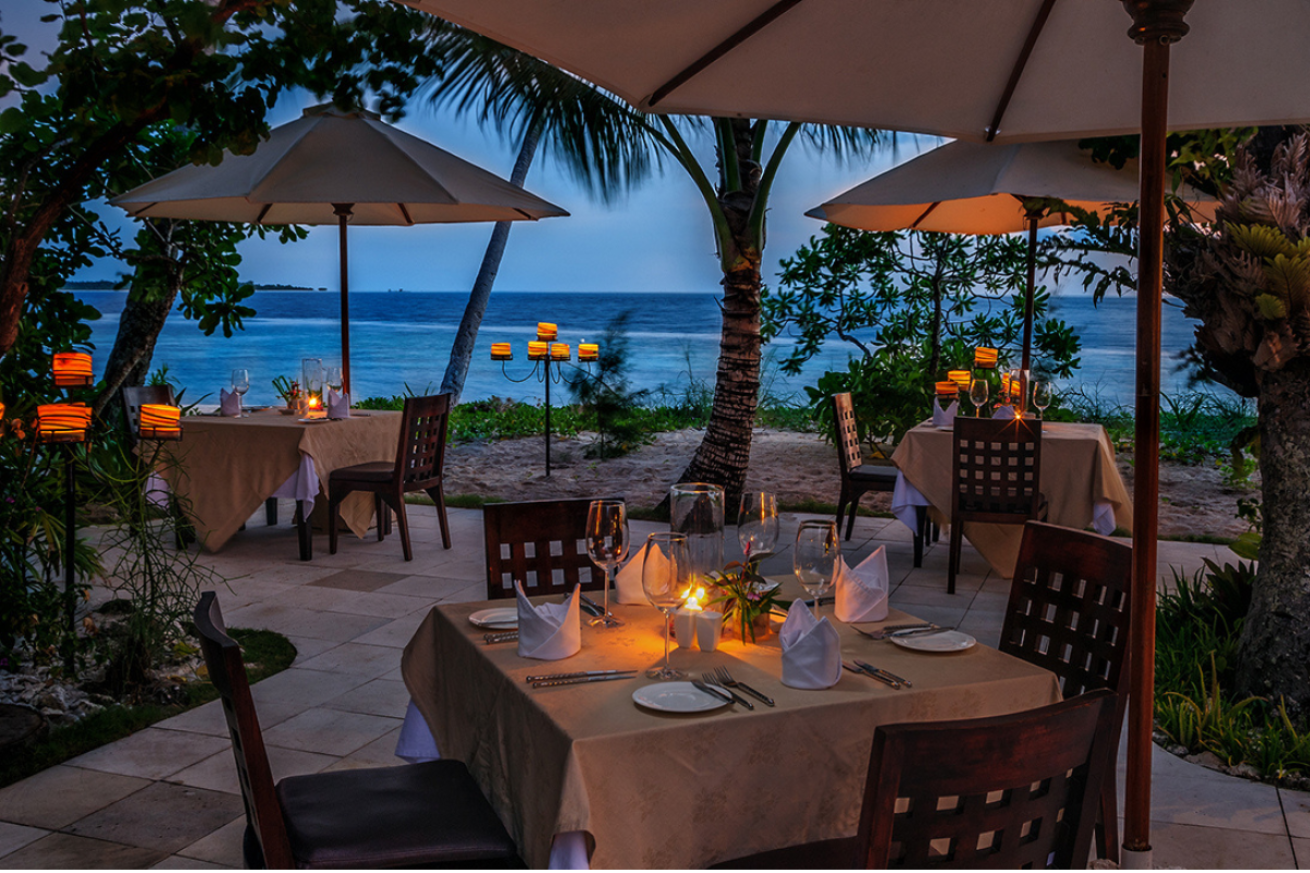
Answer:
xmin=110 ymin=104 xmax=568 ymax=392
xmin=392 ymin=0 xmax=1310 ymax=864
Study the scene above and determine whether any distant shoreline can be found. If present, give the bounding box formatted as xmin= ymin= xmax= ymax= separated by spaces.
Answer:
xmin=62 ymin=282 xmax=323 ymax=291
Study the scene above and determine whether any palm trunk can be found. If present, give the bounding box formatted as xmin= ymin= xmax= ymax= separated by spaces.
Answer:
xmin=440 ymin=119 xmax=543 ymax=405
xmin=1234 ymin=358 xmax=1310 ymax=716
xmin=94 ymin=283 xmax=181 ymax=417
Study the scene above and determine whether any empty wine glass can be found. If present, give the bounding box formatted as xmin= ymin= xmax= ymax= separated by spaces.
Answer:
xmin=642 ymin=532 xmax=691 ymax=680
xmin=231 ymin=369 xmax=250 ymax=417
xmin=585 ymin=499 xmax=628 ymax=629
xmin=326 ymin=366 xmax=343 ymax=394
xmin=794 ymin=520 xmax=839 ymax=616
xmin=1033 ymin=380 xmax=1053 ymax=419
xmin=738 ymin=491 xmax=779 ymax=564
xmin=968 ymin=377 xmax=989 ymax=418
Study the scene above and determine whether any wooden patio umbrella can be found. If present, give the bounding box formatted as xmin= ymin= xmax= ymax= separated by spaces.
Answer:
xmin=391 ymin=0 xmax=1310 ymax=863
xmin=807 ymin=138 xmax=1214 ymax=374
xmin=110 ymin=103 xmax=568 ymax=395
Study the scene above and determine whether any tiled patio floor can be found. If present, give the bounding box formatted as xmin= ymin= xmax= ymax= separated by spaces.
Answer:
xmin=1 ymin=504 xmax=1304 ymax=869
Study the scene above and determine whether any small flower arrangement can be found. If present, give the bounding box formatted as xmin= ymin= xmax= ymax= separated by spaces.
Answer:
xmin=706 ymin=560 xmax=787 ymax=643
xmin=272 ymin=376 xmax=301 ymax=408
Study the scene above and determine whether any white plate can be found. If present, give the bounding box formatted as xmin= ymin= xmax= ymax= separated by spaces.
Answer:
xmin=297 ymin=417 xmax=332 ymax=423
xmin=468 ymin=607 xmax=518 ymax=629
xmin=891 ymin=630 xmax=976 ymax=653
xmin=632 ymin=681 xmax=730 ymax=713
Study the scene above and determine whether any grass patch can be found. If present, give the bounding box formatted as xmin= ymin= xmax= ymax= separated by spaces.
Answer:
xmin=0 ymin=628 xmax=295 ymax=789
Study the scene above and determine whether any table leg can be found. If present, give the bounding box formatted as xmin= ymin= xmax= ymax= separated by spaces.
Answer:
xmin=296 ymin=499 xmax=312 ymax=561
xmin=266 ymin=497 xmax=279 ymax=526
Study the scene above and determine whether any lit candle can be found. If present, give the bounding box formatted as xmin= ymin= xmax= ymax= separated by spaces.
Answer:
xmin=935 ymin=381 xmax=959 ymax=397
xmin=52 ymin=352 xmax=93 ymax=388
xmin=974 ymin=347 xmax=998 ymax=369
xmin=948 ymin=369 xmax=971 ymax=388
xmin=528 ymin=341 xmax=549 ymax=360
xmin=490 ymin=342 xmax=513 ymax=361
xmin=578 ymin=343 xmax=599 ymax=362
xmin=37 ymin=403 xmax=91 ymax=442
xmin=673 ymin=587 xmax=706 ymax=649
xmin=536 ymin=322 xmax=558 ymax=341
xmin=550 ymin=342 xmax=570 ymax=361
xmin=139 ymin=403 xmax=182 ymax=440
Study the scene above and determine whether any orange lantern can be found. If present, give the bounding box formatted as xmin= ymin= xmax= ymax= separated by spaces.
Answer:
xmin=528 ymin=341 xmax=549 ymax=360
xmin=37 ymin=403 xmax=91 ymax=443
xmin=536 ymin=322 xmax=558 ymax=341
xmin=947 ymin=369 xmax=971 ymax=388
xmin=139 ymin=403 xmax=182 ymax=440
xmin=973 ymin=347 xmax=998 ymax=369
xmin=52 ymin=352 xmax=93 ymax=388
xmin=935 ymin=381 xmax=959 ymax=397
xmin=490 ymin=342 xmax=513 ymax=361
xmin=578 ymin=343 xmax=599 ymax=362
xmin=550 ymin=342 xmax=570 ymax=361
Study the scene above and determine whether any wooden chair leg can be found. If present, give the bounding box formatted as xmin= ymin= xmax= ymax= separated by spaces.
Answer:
xmin=845 ymin=488 xmax=860 ymax=540
xmin=836 ymin=485 xmax=851 ymax=542
xmin=265 ymin=497 xmax=278 ymax=526
xmin=328 ymin=492 xmax=340 ymax=556
xmin=427 ymin=485 xmax=451 ymax=550
xmin=296 ymin=499 xmax=312 ymax=561
xmin=392 ymin=493 xmax=413 ymax=562
xmin=375 ymin=494 xmax=386 ymax=542
xmin=947 ymin=519 xmax=963 ymax=595
xmin=912 ymin=505 xmax=926 ymax=568
xmin=1095 ymin=769 xmax=1120 ymax=862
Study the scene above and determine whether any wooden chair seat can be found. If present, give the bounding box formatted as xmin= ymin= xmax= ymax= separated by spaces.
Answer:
xmin=713 ymin=837 xmax=856 ymax=869
xmin=332 ymin=460 xmax=394 ymax=482
xmin=849 ymin=464 xmax=899 ymax=484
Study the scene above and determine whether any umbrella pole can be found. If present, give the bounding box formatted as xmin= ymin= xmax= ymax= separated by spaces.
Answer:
xmin=1021 ymin=209 xmax=1041 ymax=375
xmin=334 ymin=204 xmax=354 ymax=397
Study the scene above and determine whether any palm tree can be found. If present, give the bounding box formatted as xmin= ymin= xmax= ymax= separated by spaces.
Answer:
xmin=423 ymin=26 xmax=880 ymax=504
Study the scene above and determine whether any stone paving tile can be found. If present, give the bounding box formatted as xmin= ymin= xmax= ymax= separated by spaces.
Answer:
xmin=66 ymin=729 xmax=230 ymax=782
xmin=321 ymin=726 xmax=405 ymax=772
xmin=1150 ymin=771 xmax=1288 ymax=835
xmin=350 ymin=609 xmax=433 ymax=648
xmin=1293 ymin=836 xmax=1308 ymax=869
xmin=1284 ymin=787 xmax=1310 ymax=839
xmin=0 ymin=765 xmax=151 ymax=830
xmin=168 ymin=745 xmax=337 ymax=796
xmin=373 ymin=573 xmax=476 ymax=600
xmin=150 ymin=855 xmax=231 ymax=869
xmin=321 ymin=678 xmax=411 ymax=718
xmin=1148 ymin=819 xmax=1298 ymax=869
xmin=283 ymin=634 xmax=340 ymax=664
xmin=262 ymin=707 xmax=402 ymax=757
xmin=0 ymin=833 xmax=166 ymax=869
xmin=175 ymin=817 xmax=245 ymax=868
xmin=247 ymin=666 xmax=368 ymax=710
xmin=307 ymin=568 xmax=410 ymax=592
xmin=0 ymin=821 xmax=48 ymax=857
xmin=64 ymin=782 xmax=242 ymax=854
xmin=295 ymin=641 xmax=404 ymax=679
xmin=219 ymin=602 xmax=389 ymax=642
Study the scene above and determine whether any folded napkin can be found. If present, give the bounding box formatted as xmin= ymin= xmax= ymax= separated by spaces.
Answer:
xmin=614 ymin=546 xmax=670 ymax=605
xmin=835 ymin=546 xmax=890 ymax=624
xmin=516 ymin=582 xmax=582 ymax=660
xmin=219 ymin=388 xmax=241 ymax=417
xmin=780 ymin=601 xmax=842 ymax=690
xmin=932 ymin=398 xmax=958 ymax=428
xmin=327 ymin=389 xmax=351 ymax=419
xmin=992 ymin=404 xmax=1016 ymax=420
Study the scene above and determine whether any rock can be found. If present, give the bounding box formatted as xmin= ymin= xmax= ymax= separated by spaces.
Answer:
xmin=1231 ymin=763 xmax=1262 ymax=780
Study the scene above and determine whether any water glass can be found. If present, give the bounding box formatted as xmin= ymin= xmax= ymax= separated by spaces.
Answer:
xmin=231 ymin=368 xmax=250 ymax=417
xmin=1033 ymin=380 xmax=1053 ymax=419
xmin=968 ymin=377 xmax=989 ymax=418
xmin=669 ymin=482 xmax=724 ymax=583
xmin=326 ymin=366 xmax=343 ymax=394
xmin=641 ymin=532 xmax=691 ymax=680
xmin=584 ymin=499 xmax=627 ymax=629
xmin=738 ymin=491 xmax=779 ymax=564
xmin=793 ymin=520 xmax=839 ymax=616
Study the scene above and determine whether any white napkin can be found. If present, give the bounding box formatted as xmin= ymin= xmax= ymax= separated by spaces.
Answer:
xmin=219 ymin=388 xmax=241 ymax=416
xmin=835 ymin=547 xmax=890 ymax=624
xmin=515 ymin=582 xmax=582 ymax=660
xmin=614 ymin=546 xmax=670 ymax=605
xmin=327 ymin=390 xmax=351 ymax=419
xmin=780 ymin=601 xmax=843 ymax=690
xmin=932 ymin=398 xmax=957 ymax=428
xmin=992 ymin=404 xmax=1016 ymax=419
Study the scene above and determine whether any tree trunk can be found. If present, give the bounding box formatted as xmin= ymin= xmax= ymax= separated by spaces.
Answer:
xmin=1234 ymin=357 xmax=1310 ymax=717
xmin=94 ymin=282 xmax=182 ymax=417
xmin=440 ymin=120 xmax=543 ymax=406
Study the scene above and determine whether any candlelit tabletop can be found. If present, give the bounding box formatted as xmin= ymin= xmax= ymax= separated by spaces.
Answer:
xmin=890 ymin=420 xmax=1132 ymax=577
xmin=160 ymin=408 xmax=401 ymax=554
xmin=400 ymin=589 xmax=1060 ymax=868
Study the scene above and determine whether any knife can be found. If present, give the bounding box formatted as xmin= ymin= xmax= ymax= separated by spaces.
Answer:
xmin=532 ymin=673 xmax=637 ymax=689
xmin=890 ymin=625 xmax=957 ymax=638
xmin=702 ymin=681 xmax=754 ymax=710
xmin=690 ymin=679 xmax=735 ymax=705
xmin=855 ymin=660 xmax=912 ymax=688
xmin=483 ymin=631 xmax=519 ymax=644
xmin=525 ymin=669 xmax=636 ymax=683
xmin=842 ymin=660 xmax=899 ymax=689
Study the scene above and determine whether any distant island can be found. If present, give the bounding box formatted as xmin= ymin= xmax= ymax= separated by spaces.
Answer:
xmin=63 ymin=281 xmax=324 ymax=291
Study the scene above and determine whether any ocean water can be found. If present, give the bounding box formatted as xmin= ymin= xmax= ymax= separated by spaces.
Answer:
xmin=71 ymin=290 xmax=1205 ymax=408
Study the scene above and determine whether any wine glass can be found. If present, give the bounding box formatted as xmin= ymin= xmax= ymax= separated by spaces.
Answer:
xmin=1033 ymin=380 xmax=1053 ymax=419
xmin=738 ymin=491 xmax=779 ymax=565
xmin=642 ymin=532 xmax=691 ymax=680
xmin=793 ymin=520 xmax=839 ymax=616
xmin=968 ymin=377 xmax=989 ymax=418
xmin=231 ymin=368 xmax=250 ymax=417
xmin=585 ymin=499 xmax=628 ymax=628
xmin=326 ymin=366 xmax=343 ymax=395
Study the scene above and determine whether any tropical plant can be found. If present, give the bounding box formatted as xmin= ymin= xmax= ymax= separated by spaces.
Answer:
xmin=567 ymin=313 xmax=651 ymax=459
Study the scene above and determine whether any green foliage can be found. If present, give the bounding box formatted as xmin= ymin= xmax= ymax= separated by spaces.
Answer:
xmin=1062 ymin=388 xmax=1257 ymax=465
xmin=805 ymin=355 xmax=927 ymax=452
xmin=567 ymin=313 xmax=652 ymax=459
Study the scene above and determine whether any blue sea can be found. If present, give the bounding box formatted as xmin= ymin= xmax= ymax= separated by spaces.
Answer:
xmin=71 ymin=290 xmax=1208 ymax=409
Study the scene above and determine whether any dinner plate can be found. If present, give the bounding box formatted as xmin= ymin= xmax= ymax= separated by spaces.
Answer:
xmin=632 ymin=681 xmax=730 ymax=713
xmin=890 ymin=630 xmax=976 ymax=653
xmin=297 ymin=417 xmax=332 ymax=423
xmin=468 ymin=607 xmax=518 ymax=629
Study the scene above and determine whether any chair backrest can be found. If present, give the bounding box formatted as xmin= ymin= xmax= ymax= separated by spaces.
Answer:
xmin=831 ymin=392 xmax=863 ymax=476
xmin=951 ymin=416 xmax=1043 ymax=522
xmin=1002 ymin=521 xmax=1133 ymax=706
xmin=484 ymin=498 xmax=610 ymax=599
xmin=856 ymin=689 xmax=1118 ymax=869
xmin=393 ymin=394 xmax=451 ymax=490
xmin=122 ymin=384 xmax=174 ymax=442
xmin=193 ymin=592 xmax=294 ymax=869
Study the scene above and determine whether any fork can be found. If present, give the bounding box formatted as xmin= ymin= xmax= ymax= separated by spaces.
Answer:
xmin=713 ymin=666 xmax=775 ymax=707
xmin=852 ymin=623 xmax=939 ymax=641
xmin=700 ymin=673 xmax=754 ymax=709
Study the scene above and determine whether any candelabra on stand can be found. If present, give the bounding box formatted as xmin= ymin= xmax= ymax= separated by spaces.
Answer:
xmin=491 ymin=323 xmax=598 ymax=476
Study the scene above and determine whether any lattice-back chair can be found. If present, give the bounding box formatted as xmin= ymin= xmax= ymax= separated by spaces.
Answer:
xmin=831 ymin=394 xmax=935 ymax=564
xmin=194 ymin=591 xmax=521 ymax=869
xmin=484 ymin=498 xmax=614 ymax=600
xmin=329 ymin=393 xmax=452 ymax=562
xmin=712 ymin=690 xmax=1117 ymax=869
xmin=121 ymin=384 xmax=174 ymax=445
xmin=1002 ymin=521 xmax=1133 ymax=863
xmin=947 ymin=416 xmax=1045 ymax=593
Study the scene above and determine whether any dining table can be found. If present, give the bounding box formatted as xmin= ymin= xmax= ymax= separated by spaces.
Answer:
xmin=159 ymin=408 xmax=401 ymax=559
xmin=890 ymin=419 xmax=1133 ymax=577
xmin=398 ymin=586 xmax=1061 ymax=869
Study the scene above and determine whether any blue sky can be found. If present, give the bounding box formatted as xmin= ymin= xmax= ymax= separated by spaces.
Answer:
xmin=3 ymin=2 xmax=935 ymax=295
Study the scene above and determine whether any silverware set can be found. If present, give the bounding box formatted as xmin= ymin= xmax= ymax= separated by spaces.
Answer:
xmin=527 ymin=669 xmax=636 ymax=688
xmin=843 ymin=660 xmax=909 ymax=689
xmin=708 ymin=666 xmax=774 ymax=706
xmin=851 ymin=623 xmax=955 ymax=641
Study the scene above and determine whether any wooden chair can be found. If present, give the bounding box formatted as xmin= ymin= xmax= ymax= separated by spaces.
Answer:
xmin=484 ymin=498 xmax=612 ymax=600
xmin=1001 ymin=521 xmax=1133 ymax=864
xmin=193 ymin=591 xmax=521 ymax=869
xmin=832 ymin=393 xmax=935 ymax=565
xmin=328 ymin=394 xmax=452 ymax=562
xmin=947 ymin=416 xmax=1045 ymax=594
xmin=712 ymin=689 xmax=1118 ymax=869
